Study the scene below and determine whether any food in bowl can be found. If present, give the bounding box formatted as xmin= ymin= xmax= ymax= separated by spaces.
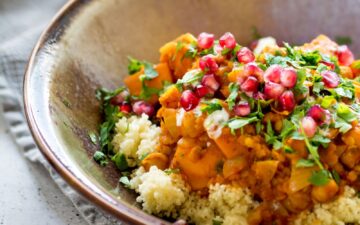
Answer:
xmin=93 ymin=32 xmax=360 ymax=225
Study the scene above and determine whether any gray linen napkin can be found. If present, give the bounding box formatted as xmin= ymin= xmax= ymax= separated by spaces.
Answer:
xmin=0 ymin=0 xmax=121 ymax=224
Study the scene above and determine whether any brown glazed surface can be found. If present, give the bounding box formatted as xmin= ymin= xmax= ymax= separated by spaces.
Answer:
xmin=23 ymin=0 xmax=360 ymax=224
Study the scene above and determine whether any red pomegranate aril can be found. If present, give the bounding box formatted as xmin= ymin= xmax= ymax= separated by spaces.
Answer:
xmin=279 ymin=91 xmax=295 ymax=111
xmin=219 ymin=32 xmax=236 ymax=49
xmin=320 ymin=60 xmax=335 ymax=70
xmin=321 ymin=70 xmax=340 ymax=88
xmin=307 ymin=105 xmax=330 ymax=125
xmin=301 ymin=116 xmax=317 ymax=138
xmin=199 ymin=55 xmax=219 ymax=74
xmin=264 ymin=65 xmax=283 ymax=83
xmin=241 ymin=76 xmax=259 ymax=92
xmin=237 ymin=47 xmax=255 ymax=64
xmin=336 ymin=45 xmax=354 ymax=66
xmin=201 ymin=74 xmax=220 ymax=91
xmin=280 ymin=67 xmax=297 ymax=88
xmin=195 ymin=85 xmax=212 ymax=98
xmin=180 ymin=90 xmax=200 ymax=111
xmin=110 ymin=90 xmax=130 ymax=105
xmin=197 ymin=32 xmax=215 ymax=49
xmin=244 ymin=62 xmax=264 ymax=82
xmin=119 ymin=102 xmax=132 ymax=114
xmin=132 ymin=101 xmax=155 ymax=117
xmin=264 ymin=82 xmax=285 ymax=99
xmin=233 ymin=102 xmax=251 ymax=116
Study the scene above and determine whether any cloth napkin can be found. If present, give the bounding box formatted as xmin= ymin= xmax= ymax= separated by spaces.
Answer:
xmin=0 ymin=0 xmax=122 ymax=224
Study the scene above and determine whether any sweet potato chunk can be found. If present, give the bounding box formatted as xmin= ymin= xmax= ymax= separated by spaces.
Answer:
xmin=172 ymin=138 xmax=224 ymax=190
xmin=123 ymin=63 xmax=172 ymax=104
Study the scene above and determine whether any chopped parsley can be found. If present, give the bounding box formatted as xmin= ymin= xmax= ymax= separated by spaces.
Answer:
xmin=227 ymin=116 xmax=259 ymax=134
xmin=127 ymin=57 xmax=143 ymax=75
xmin=296 ymin=158 xmax=316 ymax=168
xmin=119 ymin=176 xmax=131 ymax=188
xmin=111 ymin=152 xmax=129 ymax=171
xmin=201 ymin=99 xmax=223 ymax=114
xmin=309 ymin=169 xmax=331 ymax=186
xmin=88 ymin=131 xmax=98 ymax=145
xmin=93 ymin=151 xmax=108 ymax=167
xmin=225 ymin=83 xmax=239 ymax=110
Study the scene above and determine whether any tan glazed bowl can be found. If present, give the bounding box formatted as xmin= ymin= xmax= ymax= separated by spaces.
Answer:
xmin=24 ymin=0 xmax=360 ymax=224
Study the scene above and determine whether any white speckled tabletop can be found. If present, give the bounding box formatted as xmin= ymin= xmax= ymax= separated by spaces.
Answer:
xmin=0 ymin=107 xmax=87 ymax=225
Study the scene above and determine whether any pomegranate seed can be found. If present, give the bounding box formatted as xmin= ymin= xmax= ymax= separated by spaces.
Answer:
xmin=199 ymin=55 xmax=219 ymax=74
xmin=301 ymin=116 xmax=317 ymax=138
xmin=336 ymin=45 xmax=354 ymax=66
xmin=219 ymin=32 xmax=236 ymax=49
xmin=180 ymin=90 xmax=200 ymax=111
xmin=201 ymin=74 xmax=220 ymax=91
xmin=279 ymin=91 xmax=295 ymax=111
xmin=237 ymin=47 xmax=255 ymax=64
xmin=264 ymin=82 xmax=285 ymax=99
xmin=197 ymin=32 xmax=215 ymax=49
xmin=280 ymin=67 xmax=297 ymax=88
xmin=233 ymin=102 xmax=251 ymax=116
xmin=119 ymin=102 xmax=132 ymax=113
xmin=110 ymin=90 xmax=130 ymax=105
xmin=132 ymin=101 xmax=155 ymax=117
xmin=320 ymin=60 xmax=335 ymax=70
xmin=307 ymin=105 xmax=330 ymax=125
xmin=321 ymin=70 xmax=340 ymax=88
xmin=244 ymin=62 xmax=264 ymax=82
xmin=264 ymin=65 xmax=282 ymax=83
xmin=195 ymin=84 xmax=212 ymax=98
xmin=241 ymin=76 xmax=259 ymax=93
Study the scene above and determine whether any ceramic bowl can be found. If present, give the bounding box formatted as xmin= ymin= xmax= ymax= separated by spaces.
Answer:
xmin=24 ymin=0 xmax=360 ymax=224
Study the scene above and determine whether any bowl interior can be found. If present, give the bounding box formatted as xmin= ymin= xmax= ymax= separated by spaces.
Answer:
xmin=25 ymin=0 xmax=360 ymax=224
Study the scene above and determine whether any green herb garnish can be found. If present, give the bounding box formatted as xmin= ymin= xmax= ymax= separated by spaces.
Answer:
xmin=93 ymin=151 xmax=108 ymax=167
xmin=111 ymin=152 xmax=129 ymax=171
xmin=226 ymin=83 xmax=239 ymax=110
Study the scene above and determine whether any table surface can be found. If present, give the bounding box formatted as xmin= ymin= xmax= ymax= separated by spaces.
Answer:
xmin=0 ymin=108 xmax=87 ymax=225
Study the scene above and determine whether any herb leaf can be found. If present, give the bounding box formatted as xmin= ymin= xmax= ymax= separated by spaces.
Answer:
xmin=127 ymin=57 xmax=143 ymax=75
xmin=309 ymin=169 xmax=331 ymax=186
xmin=119 ymin=176 xmax=132 ymax=188
xmin=201 ymin=99 xmax=223 ymax=114
xmin=88 ymin=132 xmax=98 ymax=145
xmin=111 ymin=152 xmax=129 ymax=171
xmin=226 ymin=83 xmax=239 ymax=110
xmin=227 ymin=117 xmax=259 ymax=133
xmin=93 ymin=151 xmax=108 ymax=166
xmin=164 ymin=168 xmax=180 ymax=175
xmin=296 ymin=159 xmax=315 ymax=168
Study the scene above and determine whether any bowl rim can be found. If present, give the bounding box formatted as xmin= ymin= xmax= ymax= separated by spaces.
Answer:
xmin=23 ymin=1 xmax=167 ymax=224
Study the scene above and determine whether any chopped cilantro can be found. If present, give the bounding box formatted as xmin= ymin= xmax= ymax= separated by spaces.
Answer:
xmin=93 ymin=151 xmax=108 ymax=166
xmin=335 ymin=36 xmax=352 ymax=45
xmin=251 ymin=26 xmax=262 ymax=40
xmin=296 ymin=159 xmax=315 ymax=168
xmin=119 ymin=176 xmax=131 ymax=188
xmin=280 ymin=119 xmax=296 ymax=139
xmin=226 ymin=83 xmax=239 ymax=110
xmin=111 ymin=152 xmax=129 ymax=171
xmin=127 ymin=57 xmax=143 ymax=75
xmin=164 ymin=168 xmax=180 ymax=175
xmin=172 ymin=41 xmax=184 ymax=61
xmin=321 ymin=96 xmax=335 ymax=108
xmin=334 ymin=117 xmax=353 ymax=133
xmin=336 ymin=103 xmax=357 ymax=122
xmin=212 ymin=219 xmax=223 ymax=225
xmin=88 ymin=132 xmax=98 ymax=145
xmin=332 ymin=170 xmax=341 ymax=184
xmin=227 ymin=117 xmax=259 ymax=134
xmin=284 ymin=145 xmax=294 ymax=153
xmin=176 ymin=70 xmax=204 ymax=86
xmin=141 ymin=62 xmax=159 ymax=80
xmin=264 ymin=120 xmax=283 ymax=150
xmin=184 ymin=42 xmax=198 ymax=59
xmin=301 ymin=50 xmax=322 ymax=66
xmin=309 ymin=169 xmax=331 ymax=186
xmin=201 ymin=99 xmax=223 ymax=114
